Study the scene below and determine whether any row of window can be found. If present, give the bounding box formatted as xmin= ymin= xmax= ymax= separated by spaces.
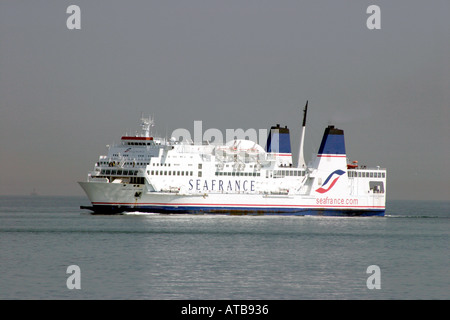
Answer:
xmin=146 ymin=170 xmax=263 ymax=177
xmin=267 ymin=170 xmax=306 ymax=178
xmin=93 ymin=176 xmax=145 ymax=185
xmin=152 ymin=162 xmax=176 ymax=167
xmin=215 ymin=172 xmax=261 ymax=177
xmin=152 ymin=162 xmax=198 ymax=168
xmin=130 ymin=177 xmax=145 ymax=184
xmin=152 ymin=162 xmax=263 ymax=169
xmin=216 ymin=163 xmax=261 ymax=168
xmin=100 ymin=168 xmax=385 ymax=179
xmin=126 ymin=142 xmax=154 ymax=146
xmin=100 ymin=169 xmax=139 ymax=176
xmin=348 ymin=171 xmax=385 ymax=178
xmin=148 ymin=170 xmax=194 ymax=176
xmin=98 ymin=161 xmax=147 ymax=167
xmin=110 ymin=154 xmax=147 ymax=158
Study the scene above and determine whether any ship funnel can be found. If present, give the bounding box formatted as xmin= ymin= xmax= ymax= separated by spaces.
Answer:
xmin=266 ymin=124 xmax=291 ymax=154
xmin=266 ymin=124 xmax=293 ymax=166
xmin=318 ymin=125 xmax=346 ymax=156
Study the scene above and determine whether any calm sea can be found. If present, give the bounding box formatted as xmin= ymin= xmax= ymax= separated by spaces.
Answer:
xmin=0 ymin=196 xmax=448 ymax=300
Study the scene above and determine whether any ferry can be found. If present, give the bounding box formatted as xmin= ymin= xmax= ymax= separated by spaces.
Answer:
xmin=79 ymin=103 xmax=386 ymax=216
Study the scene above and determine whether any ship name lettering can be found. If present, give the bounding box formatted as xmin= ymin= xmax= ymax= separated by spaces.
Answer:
xmin=188 ymin=179 xmax=255 ymax=192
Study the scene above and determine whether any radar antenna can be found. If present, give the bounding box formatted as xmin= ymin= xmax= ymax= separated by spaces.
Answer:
xmin=140 ymin=113 xmax=155 ymax=137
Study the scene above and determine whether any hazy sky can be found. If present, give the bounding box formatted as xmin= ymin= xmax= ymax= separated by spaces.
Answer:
xmin=1 ymin=0 xmax=449 ymax=201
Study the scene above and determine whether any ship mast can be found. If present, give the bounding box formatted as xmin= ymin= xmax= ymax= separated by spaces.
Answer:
xmin=297 ymin=101 xmax=308 ymax=168
xmin=140 ymin=113 xmax=155 ymax=137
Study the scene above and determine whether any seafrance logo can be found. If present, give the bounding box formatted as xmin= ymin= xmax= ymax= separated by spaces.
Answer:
xmin=315 ymin=169 xmax=346 ymax=194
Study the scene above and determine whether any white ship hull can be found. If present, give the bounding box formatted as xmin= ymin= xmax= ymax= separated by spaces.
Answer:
xmin=79 ymin=181 xmax=385 ymax=216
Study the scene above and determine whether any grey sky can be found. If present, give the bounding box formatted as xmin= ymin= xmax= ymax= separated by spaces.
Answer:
xmin=1 ymin=1 xmax=449 ymax=200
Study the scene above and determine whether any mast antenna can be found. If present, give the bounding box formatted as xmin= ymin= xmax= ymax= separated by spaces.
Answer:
xmin=297 ymin=100 xmax=308 ymax=168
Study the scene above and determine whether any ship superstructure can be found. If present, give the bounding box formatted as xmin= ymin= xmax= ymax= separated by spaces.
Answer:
xmin=79 ymin=105 xmax=386 ymax=216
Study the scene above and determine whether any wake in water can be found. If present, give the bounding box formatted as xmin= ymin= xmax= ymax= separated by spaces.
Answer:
xmin=385 ymin=214 xmax=445 ymax=219
xmin=121 ymin=211 xmax=446 ymax=219
xmin=385 ymin=200 xmax=450 ymax=219
xmin=123 ymin=211 xmax=161 ymax=216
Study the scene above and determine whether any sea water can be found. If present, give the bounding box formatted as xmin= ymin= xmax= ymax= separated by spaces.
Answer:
xmin=0 ymin=196 xmax=448 ymax=300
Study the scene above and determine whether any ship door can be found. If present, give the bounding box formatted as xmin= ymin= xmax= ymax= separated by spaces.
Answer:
xmin=369 ymin=181 xmax=384 ymax=208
